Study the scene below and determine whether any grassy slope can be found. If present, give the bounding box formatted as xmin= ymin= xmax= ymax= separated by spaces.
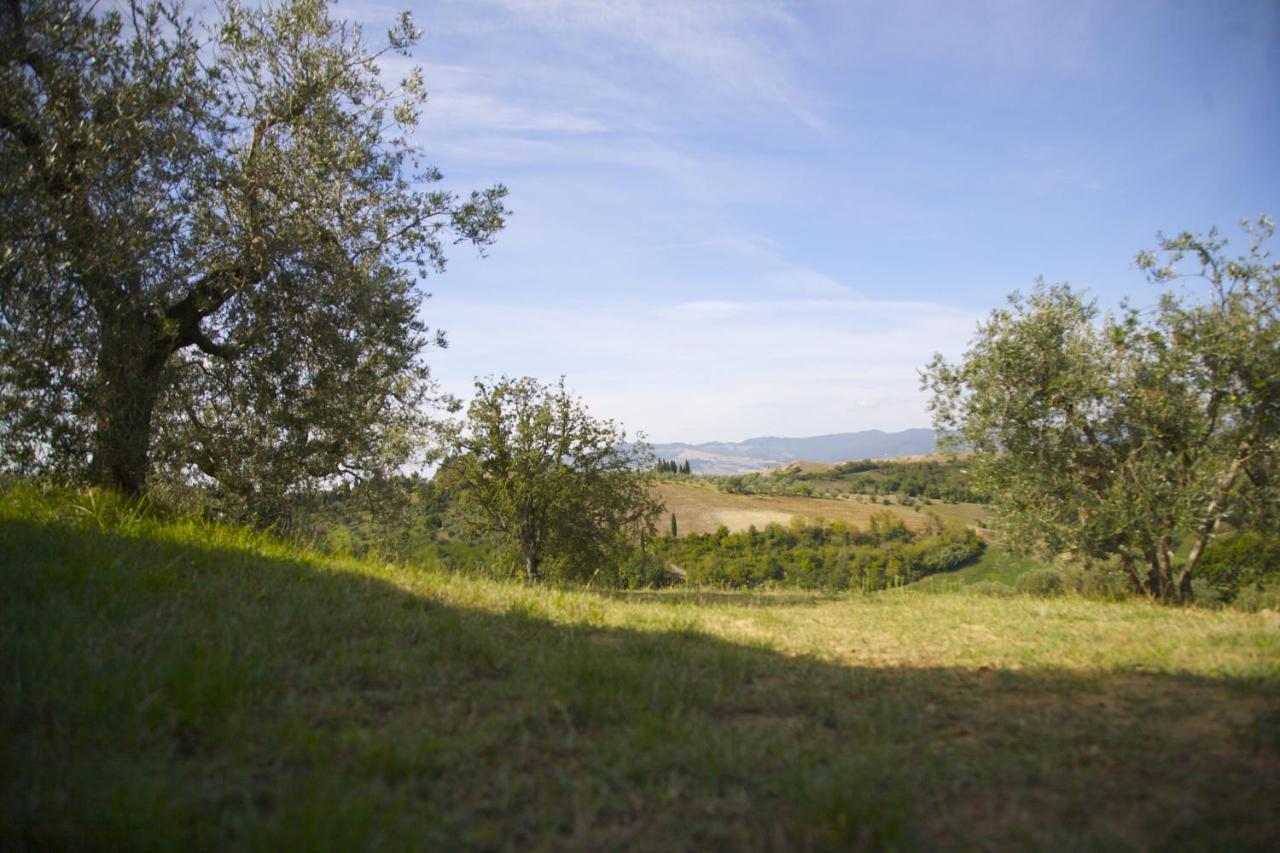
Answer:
xmin=4 ymin=486 xmax=1279 ymax=850
xmin=910 ymin=546 xmax=1047 ymax=590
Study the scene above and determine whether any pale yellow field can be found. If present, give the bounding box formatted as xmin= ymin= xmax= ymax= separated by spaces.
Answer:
xmin=654 ymin=481 xmax=989 ymax=535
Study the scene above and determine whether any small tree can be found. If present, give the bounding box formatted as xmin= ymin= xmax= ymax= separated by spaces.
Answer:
xmin=923 ymin=217 xmax=1279 ymax=600
xmin=437 ymin=377 xmax=663 ymax=583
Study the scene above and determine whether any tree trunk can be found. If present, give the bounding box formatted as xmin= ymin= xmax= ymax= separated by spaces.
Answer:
xmin=523 ymin=550 xmax=542 ymax=584
xmin=89 ymin=312 xmax=170 ymax=496
xmin=1149 ymin=536 xmax=1179 ymax=601
xmin=1119 ymin=554 xmax=1147 ymax=596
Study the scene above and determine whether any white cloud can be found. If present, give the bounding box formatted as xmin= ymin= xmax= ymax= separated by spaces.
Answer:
xmin=478 ymin=0 xmax=822 ymax=127
xmin=427 ymin=295 xmax=981 ymax=442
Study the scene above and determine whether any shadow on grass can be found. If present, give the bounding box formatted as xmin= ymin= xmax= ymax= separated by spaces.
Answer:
xmin=3 ymin=517 xmax=1278 ymax=852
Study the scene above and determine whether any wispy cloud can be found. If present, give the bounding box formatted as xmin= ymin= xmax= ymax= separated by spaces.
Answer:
xmin=478 ymin=0 xmax=823 ymax=127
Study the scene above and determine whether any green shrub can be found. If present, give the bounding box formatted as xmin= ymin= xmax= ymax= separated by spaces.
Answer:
xmin=1230 ymin=582 xmax=1280 ymax=613
xmin=615 ymin=550 xmax=678 ymax=589
xmin=1055 ymin=561 xmax=1131 ymax=599
xmin=1016 ymin=567 xmax=1065 ymax=596
xmin=1190 ymin=578 xmax=1228 ymax=608
xmin=1197 ymin=532 xmax=1280 ymax=602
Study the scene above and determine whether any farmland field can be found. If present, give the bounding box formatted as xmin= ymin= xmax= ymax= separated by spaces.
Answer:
xmin=654 ymin=481 xmax=987 ymax=536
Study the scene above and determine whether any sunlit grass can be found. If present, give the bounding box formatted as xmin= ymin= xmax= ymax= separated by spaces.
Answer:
xmin=3 ymin=484 xmax=1277 ymax=850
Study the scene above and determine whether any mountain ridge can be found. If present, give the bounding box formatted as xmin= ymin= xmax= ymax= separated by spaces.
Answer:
xmin=650 ymin=428 xmax=937 ymax=474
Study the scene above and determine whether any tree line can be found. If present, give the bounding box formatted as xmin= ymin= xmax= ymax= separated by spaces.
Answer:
xmin=650 ymin=514 xmax=983 ymax=591
xmin=709 ymin=457 xmax=989 ymax=504
xmin=654 ymin=458 xmax=693 ymax=476
xmin=2 ymin=3 xmax=1275 ymax=600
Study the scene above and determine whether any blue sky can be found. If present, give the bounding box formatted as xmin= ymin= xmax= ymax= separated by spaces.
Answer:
xmin=344 ymin=0 xmax=1280 ymax=443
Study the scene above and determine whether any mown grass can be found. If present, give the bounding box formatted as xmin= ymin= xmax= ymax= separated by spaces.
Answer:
xmin=3 ymin=484 xmax=1279 ymax=850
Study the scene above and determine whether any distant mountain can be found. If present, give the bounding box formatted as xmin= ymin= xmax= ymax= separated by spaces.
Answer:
xmin=650 ymin=429 xmax=937 ymax=475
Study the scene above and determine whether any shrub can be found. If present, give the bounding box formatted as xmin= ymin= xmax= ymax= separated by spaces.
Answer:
xmin=1016 ymin=567 xmax=1065 ymax=596
xmin=1231 ymin=582 xmax=1280 ymax=613
xmin=1190 ymin=578 xmax=1227 ymax=608
xmin=615 ymin=550 xmax=677 ymax=590
xmin=1055 ymin=561 xmax=1131 ymax=599
xmin=1197 ymin=532 xmax=1280 ymax=602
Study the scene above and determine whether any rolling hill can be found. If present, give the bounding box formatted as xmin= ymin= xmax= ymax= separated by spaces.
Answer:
xmin=650 ymin=429 xmax=937 ymax=474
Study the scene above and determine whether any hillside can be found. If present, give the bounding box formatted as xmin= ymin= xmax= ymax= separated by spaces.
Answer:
xmin=4 ymin=486 xmax=1279 ymax=849
xmin=651 ymin=429 xmax=937 ymax=474
xmin=654 ymin=481 xmax=985 ymax=536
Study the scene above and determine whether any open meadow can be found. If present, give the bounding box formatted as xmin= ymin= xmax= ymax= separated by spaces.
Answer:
xmin=4 ymin=486 xmax=1278 ymax=850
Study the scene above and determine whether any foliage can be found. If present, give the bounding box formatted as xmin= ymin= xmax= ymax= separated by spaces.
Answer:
xmin=654 ymin=458 xmax=692 ymax=476
xmin=652 ymin=513 xmax=984 ymax=591
xmin=1196 ymin=531 xmax=1280 ymax=602
xmin=924 ymin=217 xmax=1280 ymax=600
xmin=1015 ymin=567 xmax=1065 ymax=596
xmin=436 ymin=376 xmax=663 ymax=583
xmin=706 ymin=457 xmax=989 ymax=504
xmin=0 ymin=0 xmax=507 ymax=515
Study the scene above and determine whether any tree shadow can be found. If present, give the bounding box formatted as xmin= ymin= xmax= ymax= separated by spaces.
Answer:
xmin=3 ymin=516 xmax=1278 ymax=851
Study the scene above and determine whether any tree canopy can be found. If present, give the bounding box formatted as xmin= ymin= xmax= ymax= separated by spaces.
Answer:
xmin=0 ymin=0 xmax=506 ymax=517
xmin=923 ymin=217 xmax=1279 ymax=599
xmin=437 ymin=376 xmax=663 ymax=583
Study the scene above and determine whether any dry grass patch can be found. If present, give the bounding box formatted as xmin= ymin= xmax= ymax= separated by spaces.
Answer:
xmin=653 ymin=481 xmax=955 ymax=535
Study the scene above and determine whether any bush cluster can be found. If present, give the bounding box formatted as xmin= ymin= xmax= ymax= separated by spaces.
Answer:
xmin=709 ymin=458 xmax=989 ymax=504
xmin=1196 ymin=532 xmax=1280 ymax=603
xmin=651 ymin=513 xmax=983 ymax=591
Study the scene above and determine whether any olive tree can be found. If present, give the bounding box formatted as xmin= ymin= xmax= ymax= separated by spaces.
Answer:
xmin=437 ymin=377 xmax=663 ymax=583
xmin=0 ymin=0 xmax=507 ymax=510
xmin=923 ymin=217 xmax=1279 ymax=600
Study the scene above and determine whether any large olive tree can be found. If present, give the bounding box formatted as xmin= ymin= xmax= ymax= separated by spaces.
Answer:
xmin=923 ymin=218 xmax=1279 ymax=600
xmin=0 ymin=0 xmax=506 ymax=510
xmin=437 ymin=377 xmax=663 ymax=583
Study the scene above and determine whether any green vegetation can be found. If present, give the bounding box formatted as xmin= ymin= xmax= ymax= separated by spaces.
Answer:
xmin=1194 ymin=531 xmax=1280 ymax=609
xmin=915 ymin=538 xmax=1279 ymax=606
xmin=925 ymin=218 xmax=1280 ymax=600
xmin=709 ymin=456 xmax=988 ymax=504
xmin=911 ymin=545 xmax=1050 ymax=591
xmin=5 ymin=484 xmax=1279 ymax=849
xmin=653 ymin=514 xmax=983 ymax=591
xmin=0 ymin=0 xmax=506 ymax=504
xmin=654 ymin=458 xmax=693 ymax=476
xmin=436 ymin=376 xmax=662 ymax=583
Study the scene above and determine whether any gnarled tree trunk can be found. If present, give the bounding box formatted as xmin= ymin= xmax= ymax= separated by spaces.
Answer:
xmin=89 ymin=310 xmax=171 ymax=496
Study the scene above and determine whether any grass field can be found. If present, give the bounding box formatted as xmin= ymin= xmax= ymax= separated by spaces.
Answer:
xmin=654 ymin=481 xmax=987 ymax=536
xmin=4 ymin=485 xmax=1279 ymax=850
